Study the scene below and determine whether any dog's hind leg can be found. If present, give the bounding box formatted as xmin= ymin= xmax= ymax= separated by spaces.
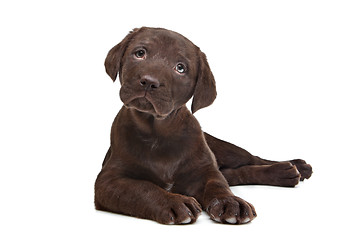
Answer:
xmin=204 ymin=132 xmax=312 ymax=185
xmin=204 ymin=132 xmax=271 ymax=168
xmin=220 ymin=163 xmax=300 ymax=187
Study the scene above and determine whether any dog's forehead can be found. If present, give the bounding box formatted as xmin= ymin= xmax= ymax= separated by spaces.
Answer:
xmin=132 ymin=28 xmax=197 ymax=58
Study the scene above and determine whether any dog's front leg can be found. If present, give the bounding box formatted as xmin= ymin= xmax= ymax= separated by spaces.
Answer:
xmin=95 ymin=168 xmax=202 ymax=224
xmin=199 ymin=168 xmax=257 ymax=224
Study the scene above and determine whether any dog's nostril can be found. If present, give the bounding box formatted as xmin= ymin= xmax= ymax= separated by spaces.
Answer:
xmin=140 ymin=76 xmax=160 ymax=89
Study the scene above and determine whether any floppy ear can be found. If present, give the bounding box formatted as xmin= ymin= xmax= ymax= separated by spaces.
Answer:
xmin=191 ymin=51 xmax=217 ymax=114
xmin=104 ymin=28 xmax=140 ymax=82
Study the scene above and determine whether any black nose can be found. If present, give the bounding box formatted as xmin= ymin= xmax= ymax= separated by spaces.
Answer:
xmin=140 ymin=75 xmax=160 ymax=89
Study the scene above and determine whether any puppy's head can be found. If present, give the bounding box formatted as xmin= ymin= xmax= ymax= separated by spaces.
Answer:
xmin=105 ymin=27 xmax=216 ymax=118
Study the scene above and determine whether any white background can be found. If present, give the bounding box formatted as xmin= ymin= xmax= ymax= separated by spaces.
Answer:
xmin=1 ymin=0 xmax=359 ymax=239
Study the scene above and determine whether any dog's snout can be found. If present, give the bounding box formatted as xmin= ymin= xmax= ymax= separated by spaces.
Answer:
xmin=140 ymin=75 xmax=160 ymax=89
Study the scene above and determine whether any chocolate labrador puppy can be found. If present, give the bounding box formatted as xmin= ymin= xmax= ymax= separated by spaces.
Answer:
xmin=94 ymin=27 xmax=312 ymax=225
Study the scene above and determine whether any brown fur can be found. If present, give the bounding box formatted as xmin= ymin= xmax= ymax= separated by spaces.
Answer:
xmin=94 ymin=27 xmax=312 ymax=224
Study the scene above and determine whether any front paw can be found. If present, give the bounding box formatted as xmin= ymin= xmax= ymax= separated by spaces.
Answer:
xmin=156 ymin=194 xmax=202 ymax=225
xmin=206 ymin=196 xmax=256 ymax=224
xmin=290 ymin=159 xmax=313 ymax=181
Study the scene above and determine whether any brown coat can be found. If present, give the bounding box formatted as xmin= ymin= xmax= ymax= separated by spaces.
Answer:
xmin=95 ymin=27 xmax=312 ymax=225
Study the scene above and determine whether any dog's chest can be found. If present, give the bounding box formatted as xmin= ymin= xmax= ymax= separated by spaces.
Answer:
xmin=138 ymin=136 xmax=189 ymax=189
xmin=145 ymin=157 xmax=179 ymax=189
xmin=136 ymin=131 xmax=189 ymax=157
xmin=124 ymin=126 xmax=196 ymax=190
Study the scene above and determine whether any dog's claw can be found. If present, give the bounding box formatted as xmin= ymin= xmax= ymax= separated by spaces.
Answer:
xmin=225 ymin=217 xmax=237 ymax=224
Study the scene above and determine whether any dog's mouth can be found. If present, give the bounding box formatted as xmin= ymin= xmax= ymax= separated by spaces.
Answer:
xmin=120 ymin=84 xmax=175 ymax=119
xmin=125 ymin=96 xmax=172 ymax=119
xmin=126 ymin=97 xmax=154 ymax=112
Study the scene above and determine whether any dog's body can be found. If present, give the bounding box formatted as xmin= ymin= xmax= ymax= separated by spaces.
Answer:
xmin=95 ymin=27 xmax=312 ymax=224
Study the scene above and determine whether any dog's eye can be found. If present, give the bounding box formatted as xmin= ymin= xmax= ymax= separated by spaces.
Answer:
xmin=134 ymin=49 xmax=146 ymax=59
xmin=175 ymin=63 xmax=186 ymax=74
